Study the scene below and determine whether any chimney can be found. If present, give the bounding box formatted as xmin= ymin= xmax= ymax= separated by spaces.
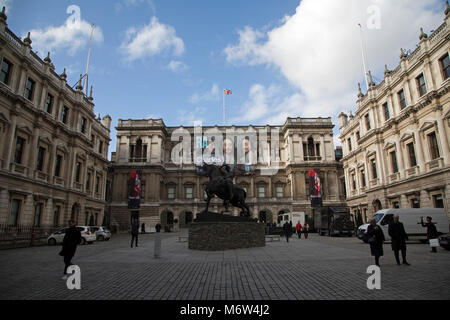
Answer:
xmin=102 ymin=115 xmax=112 ymax=130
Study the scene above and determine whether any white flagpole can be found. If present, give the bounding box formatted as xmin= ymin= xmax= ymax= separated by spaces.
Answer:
xmin=84 ymin=23 xmax=95 ymax=96
xmin=223 ymin=89 xmax=226 ymax=126
xmin=358 ymin=23 xmax=369 ymax=91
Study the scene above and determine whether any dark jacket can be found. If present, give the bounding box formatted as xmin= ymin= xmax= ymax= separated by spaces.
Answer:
xmin=60 ymin=226 xmax=81 ymax=257
xmin=367 ymin=224 xmax=385 ymax=257
xmin=155 ymin=223 xmax=162 ymax=233
xmin=421 ymin=221 xmax=438 ymax=239
xmin=388 ymin=222 xmax=408 ymax=251
xmin=283 ymin=222 xmax=291 ymax=236
xmin=131 ymin=223 xmax=139 ymax=236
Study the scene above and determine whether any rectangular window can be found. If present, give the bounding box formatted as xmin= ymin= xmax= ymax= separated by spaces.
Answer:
xmin=54 ymin=155 xmax=62 ymax=177
xmin=53 ymin=206 xmax=61 ymax=227
xmin=61 ymin=106 xmax=69 ymax=124
xmin=371 ymin=159 xmax=378 ymax=179
xmin=258 ymin=186 xmax=266 ymax=198
xmin=36 ymin=146 xmax=45 ymax=171
xmin=365 ymin=114 xmax=371 ymax=130
xmin=416 ymin=73 xmax=427 ymax=97
xmin=383 ymin=102 xmax=390 ymax=120
xmin=433 ymin=194 xmax=444 ymax=208
xmin=407 ymin=143 xmax=417 ymax=167
xmin=427 ymin=132 xmax=440 ymax=160
xmin=315 ymin=144 xmax=320 ymax=157
xmin=95 ymin=176 xmax=100 ymax=193
xmin=45 ymin=93 xmax=53 ymax=114
xmin=411 ymin=198 xmax=420 ymax=208
xmin=356 ymin=131 xmax=360 ymax=141
xmin=390 ymin=151 xmax=398 ymax=173
xmin=398 ymin=89 xmax=406 ymax=109
xmin=440 ymin=54 xmax=450 ymax=80
xmin=99 ymin=141 xmax=103 ymax=154
xmin=14 ymin=137 xmax=25 ymax=164
xmin=75 ymin=162 xmax=81 ymax=183
xmin=186 ymin=187 xmax=193 ymax=199
xmin=86 ymin=173 xmax=91 ymax=190
xmin=0 ymin=58 xmax=12 ymax=85
xmin=25 ymin=78 xmax=35 ymax=100
xmin=80 ymin=117 xmax=87 ymax=134
xmin=276 ymin=186 xmax=284 ymax=198
xmin=168 ymin=187 xmax=175 ymax=199
xmin=34 ymin=203 xmax=42 ymax=227
xmin=361 ymin=170 xmax=366 ymax=187
xmin=351 ymin=173 xmax=356 ymax=190
xmin=9 ymin=199 xmax=21 ymax=226
xmin=347 ymin=138 xmax=352 ymax=152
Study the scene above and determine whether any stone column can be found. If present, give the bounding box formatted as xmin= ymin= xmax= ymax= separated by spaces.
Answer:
xmin=376 ymin=142 xmax=386 ymax=185
xmin=4 ymin=112 xmax=17 ymax=170
xmin=288 ymin=134 xmax=294 ymax=163
xmin=47 ymin=140 xmax=57 ymax=181
xmin=404 ymin=79 xmax=413 ymax=107
xmin=298 ymin=135 xmax=304 ymax=163
xmin=0 ymin=188 xmax=8 ymax=224
xmin=319 ymin=134 xmax=325 ymax=161
xmin=83 ymin=155 xmax=89 ymax=193
xmin=436 ymin=110 xmax=449 ymax=165
xmin=39 ymin=84 xmax=47 ymax=111
xmin=67 ymin=147 xmax=76 ymax=188
xmin=394 ymin=138 xmax=405 ymax=178
xmin=413 ymin=128 xmax=425 ymax=172
xmin=28 ymin=125 xmax=40 ymax=178
xmin=147 ymin=135 xmax=153 ymax=162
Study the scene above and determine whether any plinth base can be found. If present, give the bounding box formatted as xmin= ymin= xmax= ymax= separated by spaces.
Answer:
xmin=188 ymin=220 xmax=265 ymax=251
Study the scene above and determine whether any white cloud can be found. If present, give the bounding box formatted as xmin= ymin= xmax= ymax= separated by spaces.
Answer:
xmin=189 ymin=84 xmax=219 ymax=104
xmin=177 ymin=106 xmax=207 ymax=126
xmin=25 ymin=5 xmax=104 ymax=57
xmin=115 ymin=0 xmax=156 ymax=14
xmin=120 ymin=16 xmax=185 ymax=62
xmin=225 ymin=0 xmax=443 ymax=127
xmin=167 ymin=60 xmax=188 ymax=73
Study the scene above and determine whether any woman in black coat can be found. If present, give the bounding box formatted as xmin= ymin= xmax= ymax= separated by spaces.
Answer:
xmin=367 ymin=218 xmax=385 ymax=266
xmin=421 ymin=216 xmax=439 ymax=253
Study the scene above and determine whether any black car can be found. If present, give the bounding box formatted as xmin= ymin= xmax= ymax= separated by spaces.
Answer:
xmin=439 ymin=234 xmax=450 ymax=250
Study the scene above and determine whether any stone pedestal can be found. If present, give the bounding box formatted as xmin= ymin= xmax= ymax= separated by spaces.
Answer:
xmin=188 ymin=221 xmax=265 ymax=251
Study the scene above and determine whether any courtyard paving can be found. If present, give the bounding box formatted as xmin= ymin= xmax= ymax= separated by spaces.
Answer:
xmin=0 ymin=232 xmax=449 ymax=300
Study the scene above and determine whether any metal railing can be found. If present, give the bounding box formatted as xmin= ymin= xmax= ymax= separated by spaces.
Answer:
xmin=0 ymin=224 xmax=61 ymax=248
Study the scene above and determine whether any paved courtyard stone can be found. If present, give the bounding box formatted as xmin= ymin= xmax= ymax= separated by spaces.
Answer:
xmin=0 ymin=232 xmax=449 ymax=300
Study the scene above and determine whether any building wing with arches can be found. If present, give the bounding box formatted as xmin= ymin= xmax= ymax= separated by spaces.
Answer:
xmin=338 ymin=7 xmax=450 ymax=222
xmin=107 ymin=117 xmax=346 ymax=232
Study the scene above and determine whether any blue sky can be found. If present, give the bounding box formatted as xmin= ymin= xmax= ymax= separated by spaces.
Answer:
xmin=2 ymin=0 xmax=445 ymax=157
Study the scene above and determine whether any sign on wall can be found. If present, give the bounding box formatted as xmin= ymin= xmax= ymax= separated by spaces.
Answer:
xmin=128 ymin=170 xmax=141 ymax=209
xmin=309 ymin=169 xmax=322 ymax=208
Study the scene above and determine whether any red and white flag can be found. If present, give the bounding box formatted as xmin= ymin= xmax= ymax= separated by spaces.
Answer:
xmin=224 ymin=89 xmax=232 ymax=95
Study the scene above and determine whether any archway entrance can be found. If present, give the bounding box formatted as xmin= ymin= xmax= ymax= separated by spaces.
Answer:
xmin=259 ymin=210 xmax=273 ymax=224
xmin=160 ymin=210 xmax=174 ymax=226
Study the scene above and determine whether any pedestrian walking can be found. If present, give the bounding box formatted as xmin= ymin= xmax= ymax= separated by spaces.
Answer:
xmin=388 ymin=215 xmax=410 ymax=266
xmin=155 ymin=223 xmax=162 ymax=233
xmin=303 ymin=223 xmax=309 ymax=239
xmin=131 ymin=220 xmax=139 ymax=248
xmin=59 ymin=220 xmax=81 ymax=279
xmin=141 ymin=222 xmax=146 ymax=234
xmin=296 ymin=222 xmax=303 ymax=239
xmin=367 ymin=218 xmax=385 ymax=266
xmin=283 ymin=221 xmax=291 ymax=242
xmin=421 ymin=216 xmax=439 ymax=253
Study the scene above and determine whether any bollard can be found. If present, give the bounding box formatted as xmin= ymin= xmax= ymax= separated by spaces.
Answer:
xmin=154 ymin=232 xmax=161 ymax=258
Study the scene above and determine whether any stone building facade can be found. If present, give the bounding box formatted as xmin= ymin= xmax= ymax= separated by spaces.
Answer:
xmin=338 ymin=6 xmax=450 ymax=222
xmin=108 ymin=117 xmax=346 ymax=231
xmin=0 ymin=9 xmax=111 ymax=230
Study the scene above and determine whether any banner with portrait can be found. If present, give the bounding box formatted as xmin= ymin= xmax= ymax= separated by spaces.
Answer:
xmin=309 ymin=169 xmax=322 ymax=207
xmin=128 ymin=169 xmax=141 ymax=209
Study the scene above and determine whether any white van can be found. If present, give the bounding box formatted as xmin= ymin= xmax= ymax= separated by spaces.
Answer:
xmin=357 ymin=208 xmax=449 ymax=242
xmin=278 ymin=212 xmax=306 ymax=227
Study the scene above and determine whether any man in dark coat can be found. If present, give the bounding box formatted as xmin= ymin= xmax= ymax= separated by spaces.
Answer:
xmin=155 ymin=223 xmax=162 ymax=233
xmin=421 ymin=216 xmax=439 ymax=253
xmin=283 ymin=221 xmax=291 ymax=242
xmin=60 ymin=220 xmax=81 ymax=279
xmin=367 ymin=218 xmax=385 ymax=266
xmin=131 ymin=220 xmax=139 ymax=248
xmin=388 ymin=215 xmax=410 ymax=265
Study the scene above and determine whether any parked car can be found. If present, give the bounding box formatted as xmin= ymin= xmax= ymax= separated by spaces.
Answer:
xmin=47 ymin=226 xmax=96 ymax=245
xmin=357 ymin=208 xmax=449 ymax=243
xmin=91 ymin=226 xmax=111 ymax=241
xmin=439 ymin=234 xmax=450 ymax=250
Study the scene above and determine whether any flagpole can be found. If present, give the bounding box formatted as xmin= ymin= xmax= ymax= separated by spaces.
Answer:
xmin=358 ymin=23 xmax=369 ymax=91
xmin=223 ymin=89 xmax=226 ymax=126
xmin=84 ymin=23 xmax=95 ymax=96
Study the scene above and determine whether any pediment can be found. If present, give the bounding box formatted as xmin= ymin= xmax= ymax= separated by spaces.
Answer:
xmin=419 ymin=120 xmax=435 ymax=132
xmin=0 ymin=112 xmax=10 ymax=124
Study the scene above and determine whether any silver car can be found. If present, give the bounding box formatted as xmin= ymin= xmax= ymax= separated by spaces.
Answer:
xmin=91 ymin=226 xmax=112 ymax=241
xmin=47 ymin=226 xmax=96 ymax=245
